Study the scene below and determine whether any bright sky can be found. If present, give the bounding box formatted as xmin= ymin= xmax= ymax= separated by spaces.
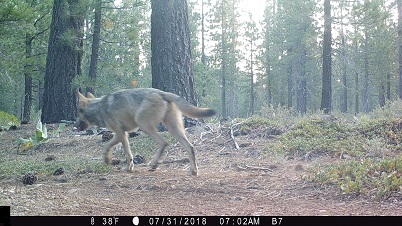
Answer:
xmin=238 ymin=0 xmax=266 ymax=23
xmin=115 ymin=0 xmax=267 ymax=25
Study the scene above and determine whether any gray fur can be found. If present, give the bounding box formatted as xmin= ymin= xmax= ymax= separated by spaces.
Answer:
xmin=74 ymin=88 xmax=216 ymax=175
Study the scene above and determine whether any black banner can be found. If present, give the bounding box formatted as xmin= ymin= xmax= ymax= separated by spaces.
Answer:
xmin=8 ymin=216 xmax=402 ymax=226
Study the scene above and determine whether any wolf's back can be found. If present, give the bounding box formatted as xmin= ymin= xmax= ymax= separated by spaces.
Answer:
xmin=160 ymin=92 xmax=216 ymax=118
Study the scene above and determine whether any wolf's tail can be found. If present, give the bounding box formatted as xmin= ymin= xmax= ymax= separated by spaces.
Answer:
xmin=160 ymin=92 xmax=216 ymax=118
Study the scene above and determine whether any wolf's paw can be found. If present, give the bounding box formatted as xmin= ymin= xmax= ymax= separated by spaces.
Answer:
xmin=126 ymin=163 xmax=135 ymax=173
xmin=104 ymin=155 xmax=112 ymax=165
xmin=149 ymin=160 xmax=159 ymax=170
xmin=148 ymin=167 xmax=158 ymax=172
xmin=149 ymin=164 xmax=159 ymax=172
xmin=188 ymin=169 xmax=198 ymax=176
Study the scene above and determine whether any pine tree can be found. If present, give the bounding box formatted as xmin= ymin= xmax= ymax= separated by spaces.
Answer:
xmin=151 ymin=0 xmax=197 ymax=105
xmin=42 ymin=0 xmax=85 ymax=123
xmin=321 ymin=0 xmax=332 ymax=113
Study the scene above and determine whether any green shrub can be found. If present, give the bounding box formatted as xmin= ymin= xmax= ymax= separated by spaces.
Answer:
xmin=308 ymin=156 xmax=402 ymax=198
xmin=0 ymin=111 xmax=19 ymax=129
xmin=237 ymin=117 xmax=285 ymax=136
xmin=274 ymin=117 xmax=365 ymax=157
xmin=18 ymin=119 xmax=48 ymax=151
xmin=356 ymin=117 xmax=402 ymax=150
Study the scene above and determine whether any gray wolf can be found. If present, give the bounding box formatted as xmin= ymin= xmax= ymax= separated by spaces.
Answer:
xmin=74 ymin=88 xmax=216 ymax=176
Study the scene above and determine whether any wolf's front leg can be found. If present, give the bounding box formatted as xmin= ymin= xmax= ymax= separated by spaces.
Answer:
xmin=103 ymin=134 xmax=120 ymax=165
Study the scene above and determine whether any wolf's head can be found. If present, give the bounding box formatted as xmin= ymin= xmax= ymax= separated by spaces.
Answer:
xmin=74 ymin=91 xmax=96 ymax=132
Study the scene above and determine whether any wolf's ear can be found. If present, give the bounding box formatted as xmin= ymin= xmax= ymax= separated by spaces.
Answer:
xmin=86 ymin=92 xmax=95 ymax=99
xmin=77 ymin=91 xmax=88 ymax=108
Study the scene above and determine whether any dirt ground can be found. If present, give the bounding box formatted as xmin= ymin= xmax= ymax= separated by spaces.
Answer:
xmin=1 ymin=123 xmax=401 ymax=216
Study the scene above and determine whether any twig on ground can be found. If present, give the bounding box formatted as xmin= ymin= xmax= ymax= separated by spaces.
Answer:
xmin=235 ymin=164 xmax=274 ymax=172
xmin=162 ymin=158 xmax=190 ymax=164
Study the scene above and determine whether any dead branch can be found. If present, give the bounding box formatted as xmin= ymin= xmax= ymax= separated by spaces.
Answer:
xmin=229 ymin=126 xmax=240 ymax=150
xmin=235 ymin=164 xmax=274 ymax=172
xmin=162 ymin=158 xmax=190 ymax=164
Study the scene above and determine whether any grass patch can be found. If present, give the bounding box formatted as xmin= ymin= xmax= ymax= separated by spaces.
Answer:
xmin=0 ymin=156 xmax=112 ymax=178
xmin=307 ymin=156 xmax=402 ymax=199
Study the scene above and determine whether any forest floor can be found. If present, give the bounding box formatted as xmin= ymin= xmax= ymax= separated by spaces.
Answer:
xmin=0 ymin=119 xmax=401 ymax=216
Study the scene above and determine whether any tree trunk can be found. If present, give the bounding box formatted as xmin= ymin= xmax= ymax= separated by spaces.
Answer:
xmin=287 ymin=57 xmax=293 ymax=109
xmin=86 ymin=0 xmax=101 ymax=95
xmin=249 ymin=38 xmax=254 ymax=116
xmin=379 ymin=82 xmax=385 ymax=108
xmin=297 ymin=50 xmax=307 ymax=114
xmin=341 ymin=33 xmax=347 ymax=113
xmin=353 ymin=11 xmax=359 ymax=114
xmin=201 ymin=0 xmax=206 ymax=65
xmin=200 ymin=0 xmax=207 ymax=101
xmin=151 ymin=0 xmax=197 ymax=105
xmin=363 ymin=33 xmax=369 ymax=113
xmin=386 ymin=73 xmax=391 ymax=101
xmin=220 ymin=0 xmax=227 ymax=118
xmin=320 ymin=0 xmax=332 ymax=114
xmin=41 ymin=0 xmax=84 ymax=123
xmin=265 ymin=27 xmax=272 ymax=108
xmin=398 ymin=0 xmax=402 ymax=99
xmin=355 ymin=71 xmax=359 ymax=114
xmin=23 ymin=34 xmax=33 ymax=123
xmin=266 ymin=0 xmax=275 ymax=108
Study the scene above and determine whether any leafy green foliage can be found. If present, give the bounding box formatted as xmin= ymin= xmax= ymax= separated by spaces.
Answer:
xmin=356 ymin=118 xmax=402 ymax=150
xmin=0 ymin=111 xmax=19 ymax=129
xmin=308 ymin=157 xmax=402 ymax=198
xmin=271 ymin=114 xmax=402 ymax=159
xmin=273 ymin=117 xmax=365 ymax=158
xmin=267 ymin=114 xmax=402 ymax=199
xmin=0 ymin=0 xmax=51 ymax=119
xmin=235 ymin=117 xmax=284 ymax=137
xmin=52 ymin=123 xmax=66 ymax=138
xmin=18 ymin=119 xmax=48 ymax=151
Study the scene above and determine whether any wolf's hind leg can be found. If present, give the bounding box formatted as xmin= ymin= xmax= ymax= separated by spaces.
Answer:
xmin=138 ymin=123 xmax=168 ymax=170
xmin=118 ymin=132 xmax=134 ymax=172
xmin=163 ymin=104 xmax=198 ymax=176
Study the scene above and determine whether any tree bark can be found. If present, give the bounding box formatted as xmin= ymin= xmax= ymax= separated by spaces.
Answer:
xmin=297 ymin=50 xmax=307 ymax=114
xmin=220 ymin=0 xmax=227 ymax=118
xmin=249 ymin=38 xmax=254 ymax=116
xmin=86 ymin=0 xmax=101 ymax=95
xmin=151 ymin=0 xmax=197 ymax=105
xmin=287 ymin=48 xmax=293 ymax=109
xmin=379 ymin=82 xmax=385 ymax=108
xmin=341 ymin=30 xmax=348 ymax=113
xmin=41 ymin=0 xmax=84 ymax=123
xmin=201 ymin=0 xmax=206 ymax=65
xmin=264 ymin=22 xmax=272 ymax=108
xmin=353 ymin=11 xmax=359 ymax=114
xmin=398 ymin=0 xmax=402 ymax=99
xmin=386 ymin=73 xmax=391 ymax=101
xmin=363 ymin=33 xmax=369 ymax=113
xmin=23 ymin=34 xmax=33 ymax=123
xmin=355 ymin=71 xmax=359 ymax=114
xmin=320 ymin=0 xmax=332 ymax=114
